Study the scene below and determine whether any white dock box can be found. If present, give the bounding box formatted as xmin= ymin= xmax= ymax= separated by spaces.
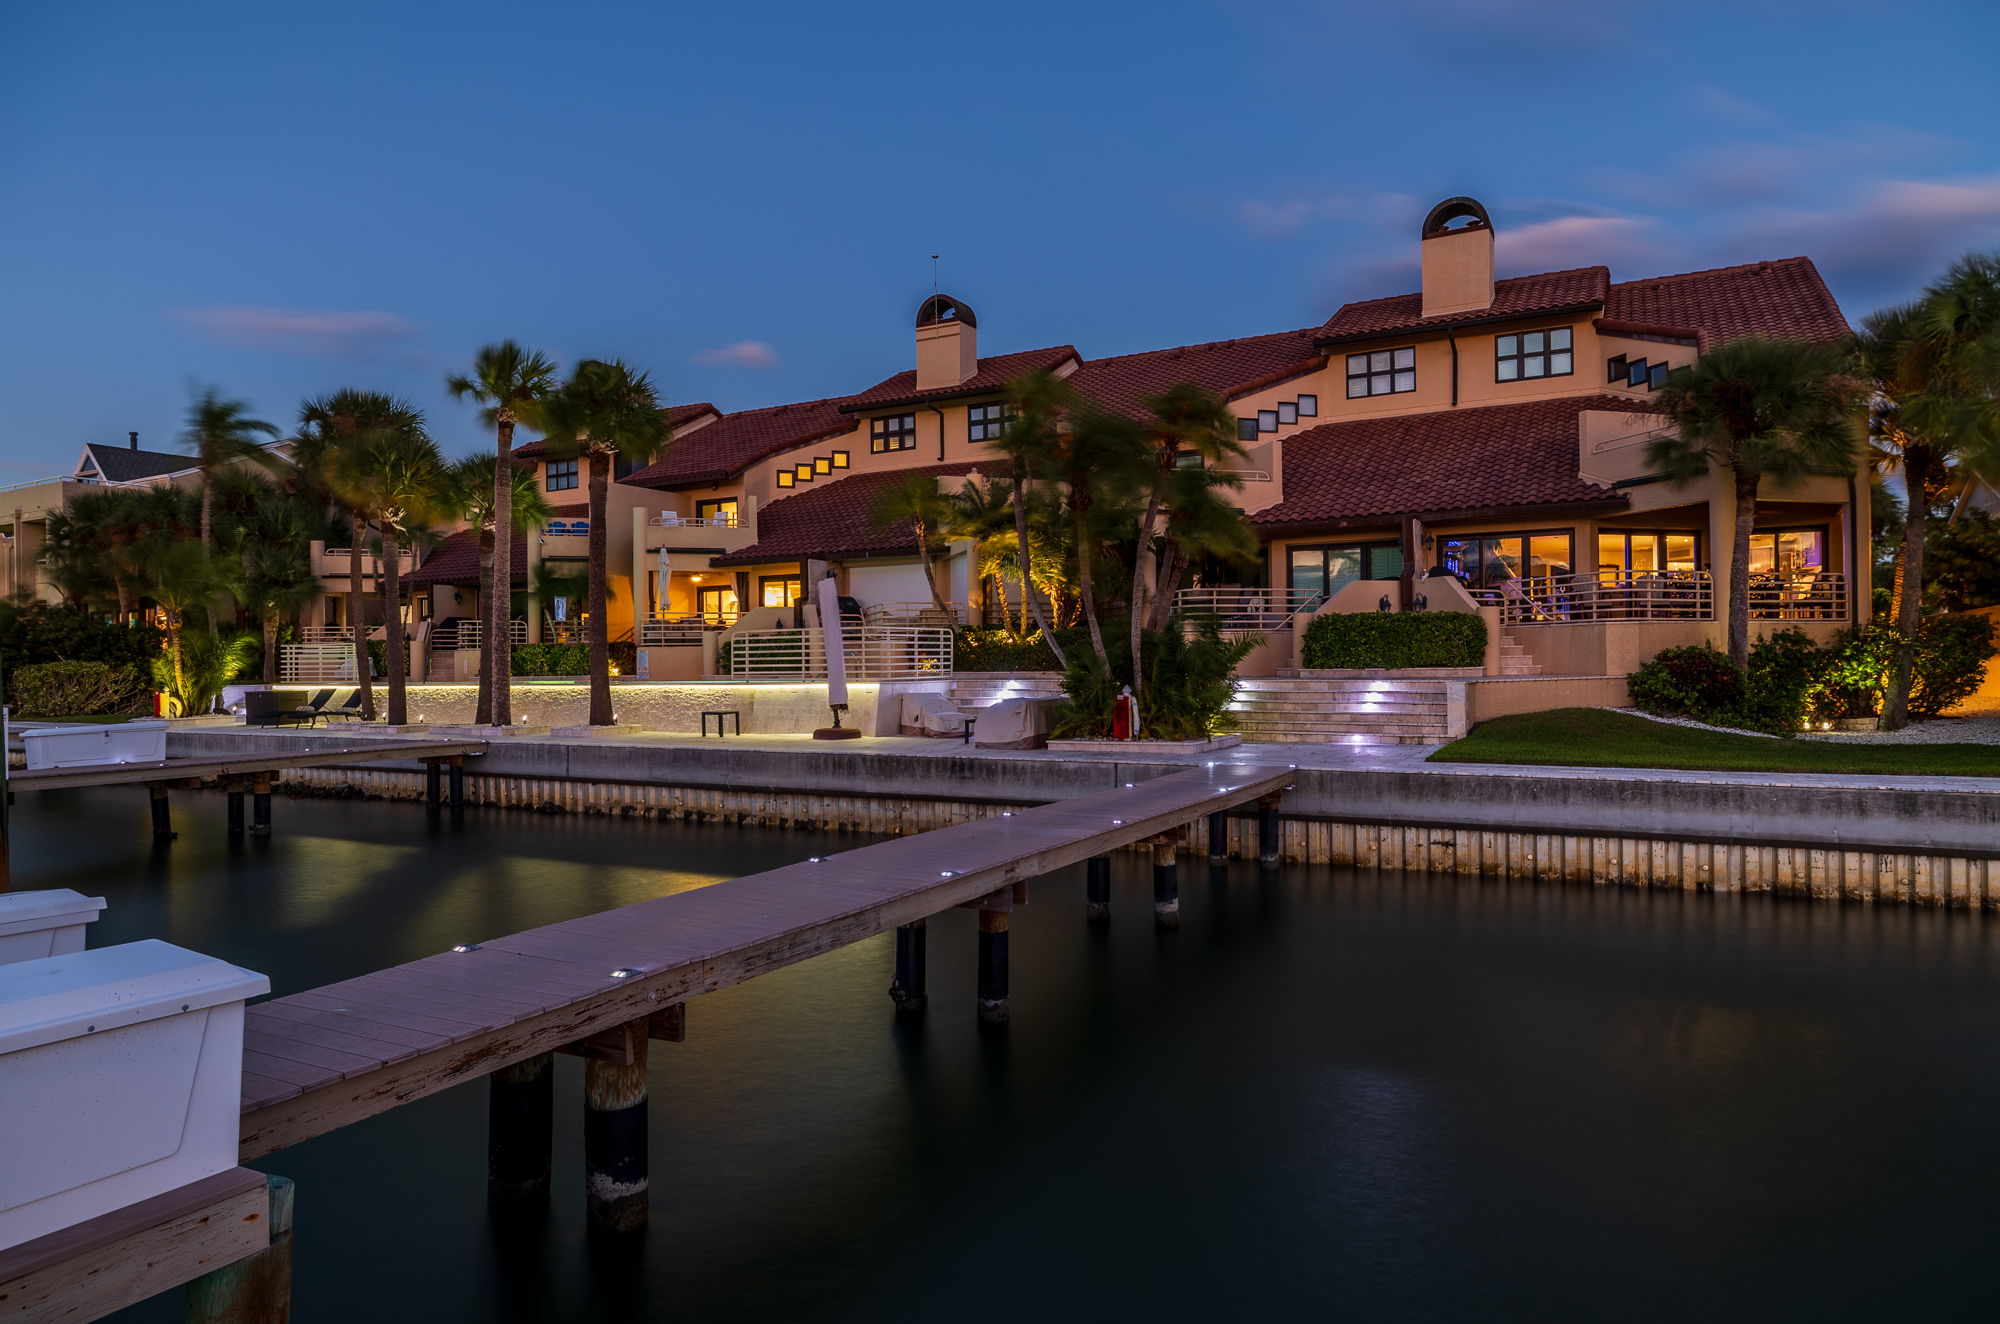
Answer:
xmin=0 ymin=940 xmax=269 ymax=1250
xmin=19 ymin=719 xmax=169 ymax=770
xmin=0 ymin=889 xmax=106 ymax=965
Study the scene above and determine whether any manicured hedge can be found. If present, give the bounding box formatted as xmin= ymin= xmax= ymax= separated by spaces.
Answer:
xmin=9 ymin=661 xmax=147 ymax=719
xmin=954 ymin=628 xmax=1062 ymax=672
xmin=1299 ymin=611 xmax=1486 ymax=669
xmin=511 ymin=642 xmax=590 ymax=676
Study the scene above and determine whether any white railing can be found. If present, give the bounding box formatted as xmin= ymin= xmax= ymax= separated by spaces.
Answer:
xmin=648 ymin=512 xmax=739 ymax=529
xmin=728 ymin=625 xmax=953 ymax=682
xmin=861 ymin=601 xmax=968 ymax=627
xmin=294 ymin=625 xmax=351 ymax=644
xmin=1215 ymin=468 xmax=1273 ymax=482
xmin=0 ymin=475 xmax=69 ymax=495
xmin=1174 ymin=587 xmax=1323 ymax=630
xmin=280 ymin=644 xmax=358 ymax=683
xmin=638 ymin=613 xmax=721 ymax=646
xmin=1468 ymin=570 xmax=1714 ymax=625
xmin=440 ymin=619 xmax=528 ymax=650
xmin=1748 ymin=571 xmax=1847 ymax=621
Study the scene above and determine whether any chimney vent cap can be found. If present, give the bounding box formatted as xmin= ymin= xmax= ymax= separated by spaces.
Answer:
xmin=916 ymin=294 xmax=976 ymax=330
xmin=1421 ymin=197 xmax=1492 ymax=240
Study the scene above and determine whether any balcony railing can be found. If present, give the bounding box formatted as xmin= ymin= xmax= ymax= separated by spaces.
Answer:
xmin=1174 ymin=587 xmax=1324 ymax=630
xmin=435 ymin=618 xmax=528 ymax=650
xmin=728 ymin=625 xmax=953 ymax=682
xmin=1468 ymin=570 xmax=1714 ymax=624
xmin=1747 ymin=571 xmax=1847 ymax=621
xmin=860 ymin=601 xmax=967 ymax=628
xmin=648 ymin=512 xmax=739 ymax=529
xmin=279 ymin=644 xmax=359 ymax=683
xmin=638 ymin=613 xmax=727 ymax=646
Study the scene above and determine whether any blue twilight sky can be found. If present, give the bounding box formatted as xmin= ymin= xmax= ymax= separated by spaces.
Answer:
xmin=4 ymin=0 xmax=1998 ymax=477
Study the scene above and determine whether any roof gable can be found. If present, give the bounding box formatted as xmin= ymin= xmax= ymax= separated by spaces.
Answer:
xmin=77 ymin=443 xmax=194 ymax=484
xmin=712 ymin=462 xmax=980 ymax=566
xmin=1603 ymin=257 xmax=1850 ymax=347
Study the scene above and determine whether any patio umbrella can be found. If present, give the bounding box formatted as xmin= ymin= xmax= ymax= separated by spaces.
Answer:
xmin=654 ymin=546 xmax=670 ymax=618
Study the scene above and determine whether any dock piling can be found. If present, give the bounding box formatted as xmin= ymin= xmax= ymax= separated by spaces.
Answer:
xmin=488 ymin=1052 xmax=554 ymax=1214
xmin=889 ymin=919 xmax=928 ymax=1015
xmin=185 ymin=1174 xmax=293 ymax=1324
xmin=1153 ymin=840 xmax=1180 ymax=930
xmin=583 ymin=1021 xmax=650 ymax=1235
xmin=226 ymin=782 xmax=245 ymax=839
xmin=1208 ymin=810 xmax=1228 ymax=862
xmin=149 ymin=784 xmax=175 ymax=840
xmin=1258 ymin=793 xmax=1283 ymax=869
xmin=1085 ymin=855 xmax=1111 ymax=923
xmin=976 ymin=910 xmax=1009 ymax=1025
xmin=251 ymin=773 xmax=272 ymax=837
xmin=448 ymin=759 xmax=466 ymax=822
xmin=424 ymin=761 xmax=442 ymax=816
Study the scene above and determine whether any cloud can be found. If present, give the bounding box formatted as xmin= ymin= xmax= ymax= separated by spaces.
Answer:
xmin=1231 ymin=189 xmax=1418 ymax=239
xmin=693 ymin=340 xmax=778 ymax=368
xmin=1724 ymin=173 xmax=2000 ymax=299
xmin=1495 ymin=214 xmax=1678 ymax=276
xmin=1679 ymin=83 xmax=1780 ymax=127
xmin=177 ymin=306 xmax=421 ymax=360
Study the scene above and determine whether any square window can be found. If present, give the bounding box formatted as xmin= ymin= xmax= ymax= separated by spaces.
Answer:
xmin=1370 ymin=351 xmax=1393 ymax=372
xmin=871 ymin=413 xmax=917 ymax=453
xmin=795 ymin=463 xmax=814 ymax=482
xmin=1606 ymin=355 xmax=1628 ymax=383
xmin=1238 ymin=417 xmax=1259 ymax=441
xmin=1649 ymin=362 xmax=1670 ymax=389
xmin=1496 ymin=327 xmax=1575 ymax=384
xmin=1371 ymin=376 xmax=1395 ymax=395
xmin=814 ymin=456 xmax=831 ymax=474
xmin=1347 ymin=378 xmax=1369 ymax=399
xmin=1278 ymin=401 xmax=1298 ymax=425
xmin=1628 ymin=360 xmax=1649 ymax=386
xmin=968 ymin=401 xmax=1015 ymax=442
xmin=777 ymin=470 xmax=795 ymax=488
xmin=1346 ymin=354 xmax=1369 ymax=374
xmin=1258 ymin=410 xmax=1278 ymax=432
xmin=831 ymin=450 xmax=850 ymax=468
xmin=1297 ymin=394 xmax=1317 ymax=416
xmin=545 ymin=458 xmax=579 ymax=492
xmin=1392 ymin=347 xmax=1415 ymax=370
xmin=1347 ymin=347 xmax=1416 ymax=398
xmin=1393 ymin=370 xmax=1416 ymax=392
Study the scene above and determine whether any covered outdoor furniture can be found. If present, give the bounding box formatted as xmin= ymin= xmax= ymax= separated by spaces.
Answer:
xmin=242 ymin=690 xmax=312 ymax=728
xmin=971 ymin=696 xmax=1061 ymax=751
xmin=898 ymin=691 xmax=966 ymax=738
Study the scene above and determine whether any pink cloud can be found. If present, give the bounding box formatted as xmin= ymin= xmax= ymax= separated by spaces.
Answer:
xmin=694 ymin=340 xmax=779 ymax=369
xmin=1495 ymin=214 xmax=1677 ymax=276
xmin=177 ymin=306 xmax=420 ymax=360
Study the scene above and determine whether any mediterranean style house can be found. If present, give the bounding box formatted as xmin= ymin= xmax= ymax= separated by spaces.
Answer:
xmin=405 ymin=194 xmax=1865 ymax=687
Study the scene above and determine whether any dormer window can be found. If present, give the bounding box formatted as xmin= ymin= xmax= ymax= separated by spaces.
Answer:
xmin=871 ymin=413 xmax=917 ymax=453
xmin=1496 ymin=327 xmax=1573 ymax=382
xmin=968 ymin=402 xmax=1014 ymax=442
xmin=1347 ymin=348 xmax=1416 ymax=398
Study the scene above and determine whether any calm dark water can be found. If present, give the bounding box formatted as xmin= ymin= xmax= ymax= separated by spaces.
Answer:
xmin=11 ymin=787 xmax=1999 ymax=1322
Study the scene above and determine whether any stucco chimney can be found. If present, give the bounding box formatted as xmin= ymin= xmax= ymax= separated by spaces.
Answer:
xmin=1419 ymin=197 xmax=1495 ymax=319
xmin=129 ymin=431 xmax=139 ymax=450
xmin=915 ymin=294 xmax=978 ymax=391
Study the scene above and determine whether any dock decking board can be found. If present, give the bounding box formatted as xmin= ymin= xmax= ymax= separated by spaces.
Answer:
xmin=6 ymin=739 xmax=488 ymax=793
xmin=237 ymin=762 xmax=1293 ymax=1158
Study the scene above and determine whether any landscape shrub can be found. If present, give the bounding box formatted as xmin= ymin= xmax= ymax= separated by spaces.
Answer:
xmin=1910 ymin=613 xmax=1995 ymax=718
xmin=9 ymin=661 xmax=147 ymax=719
xmin=1799 ymin=616 xmax=1994 ymax=723
xmin=151 ymin=629 xmax=259 ymax=717
xmin=1739 ymin=628 xmax=1826 ymax=734
xmin=511 ymin=642 xmax=590 ymax=676
xmin=1627 ymin=644 xmax=1746 ymax=725
xmin=0 ymin=604 xmax=162 ymax=705
xmin=1053 ymin=618 xmax=1257 ymax=741
xmin=954 ymin=628 xmax=1062 ymax=672
xmin=1299 ymin=610 xmax=1486 ymax=670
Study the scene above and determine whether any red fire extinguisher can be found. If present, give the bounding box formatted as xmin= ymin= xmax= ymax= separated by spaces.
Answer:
xmin=1112 ymin=684 xmax=1138 ymax=740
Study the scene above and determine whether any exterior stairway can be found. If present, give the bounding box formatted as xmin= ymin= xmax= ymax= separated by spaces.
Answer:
xmin=1227 ymin=676 xmax=1461 ymax=745
xmin=1498 ymin=631 xmax=1541 ymax=675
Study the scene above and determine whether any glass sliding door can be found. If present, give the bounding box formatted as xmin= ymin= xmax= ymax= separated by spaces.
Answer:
xmin=1439 ymin=530 xmax=1574 ymax=588
xmin=1287 ymin=542 xmax=1400 ymax=607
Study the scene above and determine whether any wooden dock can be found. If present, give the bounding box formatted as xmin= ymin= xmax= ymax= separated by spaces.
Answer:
xmin=6 ymin=739 xmax=487 ymax=793
xmin=236 ymin=760 xmax=1293 ymax=1156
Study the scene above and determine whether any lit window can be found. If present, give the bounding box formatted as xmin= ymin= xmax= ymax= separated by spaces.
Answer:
xmin=1174 ymin=451 xmax=1203 ymax=470
xmin=795 ymin=463 xmax=814 ymax=483
xmin=695 ymin=498 xmax=738 ymax=526
xmin=814 ymin=456 xmax=832 ymax=475
xmin=1346 ymin=347 xmax=1416 ymax=398
xmin=545 ymin=459 xmax=579 ymax=491
xmin=777 ymin=470 xmax=795 ymax=488
xmin=760 ymin=575 xmax=804 ymax=608
xmin=871 ymin=413 xmax=917 ymax=453
xmin=831 ymin=450 xmax=850 ymax=468
xmin=968 ymin=402 xmax=1015 ymax=442
xmin=1496 ymin=327 xmax=1573 ymax=382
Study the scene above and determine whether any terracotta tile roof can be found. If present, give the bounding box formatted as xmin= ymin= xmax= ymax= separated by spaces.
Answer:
xmin=1603 ymin=257 xmax=1850 ymax=347
xmin=407 ymin=504 xmax=589 ymax=586
xmin=712 ymin=462 xmax=979 ymax=567
xmin=839 ymin=345 xmax=1080 ymax=413
xmin=619 ymin=397 xmax=854 ymax=489
xmin=79 ymin=443 xmax=195 ymax=483
xmin=515 ymin=403 xmax=717 ymax=460
xmin=1249 ymin=395 xmax=1640 ymax=529
xmin=1319 ymin=267 xmax=1610 ymax=343
xmin=1069 ymin=328 xmax=1325 ymax=417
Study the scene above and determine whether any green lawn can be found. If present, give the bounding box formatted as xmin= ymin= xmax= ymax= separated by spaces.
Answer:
xmin=1430 ymin=707 xmax=2000 ymax=777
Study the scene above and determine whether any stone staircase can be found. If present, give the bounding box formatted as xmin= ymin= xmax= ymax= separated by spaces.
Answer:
xmin=946 ymin=672 xmax=1064 ymax=719
xmin=1498 ymin=631 xmax=1541 ymax=676
xmin=1227 ymin=676 xmax=1462 ymax=745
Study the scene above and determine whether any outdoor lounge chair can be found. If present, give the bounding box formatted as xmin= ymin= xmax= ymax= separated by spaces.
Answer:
xmin=288 ymin=689 xmax=338 ymax=726
xmin=324 ymin=689 xmax=365 ymax=721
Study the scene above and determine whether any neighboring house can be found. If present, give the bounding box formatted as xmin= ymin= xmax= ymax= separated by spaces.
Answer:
xmin=414 ymin=193 xmax=1861 ymax=680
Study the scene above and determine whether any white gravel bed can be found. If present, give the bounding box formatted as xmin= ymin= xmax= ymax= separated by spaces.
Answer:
xmin=1596 ymin=708 xmax=1779 ymax=739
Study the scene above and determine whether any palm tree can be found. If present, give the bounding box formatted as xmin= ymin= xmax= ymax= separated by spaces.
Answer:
xmin=870 ymin=471 xmax=958 ymax=617
xmin=442 ymin=454 xmax=555 ymax=722
xmin=1052 ymin=403 xmax=1150 ymax=681
xmin=324 ymin=407 xmax=445 ymax=726
xmin=1146 ymin=464 xmax=1258 ymax=631
xmin=241 ymin=496 xmax=326 ymax=684
xmin=1645 ymin=336 xmax=1863 ymax=669
xmin=447 ymin=343 xmax=559 ymax=727
xmin=1127 ymin=384 xmax=1247 ymax=698
xmin=297 ymin=391 xmax=431 ymax=720
xmin=993 ymin=371 xmax=1080 ymax=667
xmin=145 ymin=540 xmax=241 ymax=713
xmin=949 ymin=474 xmax=1027 ymax=632
xmin=537 ymin=360 xmax=672 ymax=725
xmin=180 ymin=387 xmax=278 ymax=557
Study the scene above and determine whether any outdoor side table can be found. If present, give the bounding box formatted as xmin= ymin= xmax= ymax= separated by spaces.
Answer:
xmin=701 ymin=710 xmax=741 ymax=737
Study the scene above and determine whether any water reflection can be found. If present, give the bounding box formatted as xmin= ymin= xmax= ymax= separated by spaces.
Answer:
xmin=7 ymin=789 xmax=1997 ymax=1321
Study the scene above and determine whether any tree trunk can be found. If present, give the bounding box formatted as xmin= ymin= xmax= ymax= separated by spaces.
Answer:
xmin=114 ymin=576 xmax=132 ymax=622
xmin=201 ymin=481 xmax=218 ymax=634
xmin=1012 ymin=473 xmax=1066 ymax=667
xmin=1727 ymin=467 xmax=1759 ymax=670
xmin=586 ymin=452 xmax=613 ymax=725
xmin=167 ymin=619 xmax=186 ymax=715
xmin=1073 ymin=500 xmax=1112 ymax=680
xmin=475 ymin=530 xmax=495 ymax=725
xmin=1885 ymin=449 xmax=1929 ymax=729
xmin=989 ymin=559 xmax=1012 ymax=634
xmin=1128 ymin=484 xmax=1164 ymax=701
xmin=349 ymin=520 xmax=375 ymax=719
xmin=916 ymin=522 xmax=951 ymax=617
xmin=491 ymin=415 xmax=516 ymax=727
xmin=262 ymin=612 xmax=277 ymax=684
xmin=383 ymin=524 xmax=407 ymax=725
xmin=1149 ymin=542 xmax=1186 ymax=631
